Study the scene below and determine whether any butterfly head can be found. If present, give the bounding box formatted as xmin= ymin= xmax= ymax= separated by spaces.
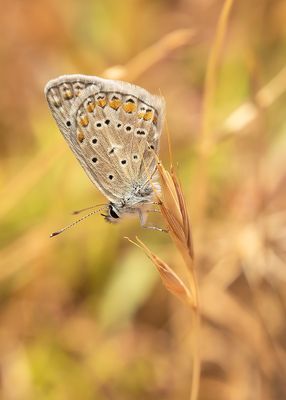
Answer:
xmin=102 ymin=203 xmax=121 ymax=223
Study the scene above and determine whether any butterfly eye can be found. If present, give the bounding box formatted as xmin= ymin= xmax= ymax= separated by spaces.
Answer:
xmin=66 ymin=120 xmax=71 ymax=127
xmin=109 ymin=205 xmax=120 ymax=219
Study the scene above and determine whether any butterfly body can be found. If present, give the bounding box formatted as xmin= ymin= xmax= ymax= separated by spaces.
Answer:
xmin=45 ymin=75 xmax=165 ymax=224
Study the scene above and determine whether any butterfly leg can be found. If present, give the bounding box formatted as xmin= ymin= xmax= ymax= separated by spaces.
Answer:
xmin=142 ymin=225 xmax=168 ymax=233
xmin=142 ymin=200 xmax=162 ymax=214
xmin=137 ymin=209 xmax=168 ymax=233
xmin=145 ymin=208 xmax=160 ymax=213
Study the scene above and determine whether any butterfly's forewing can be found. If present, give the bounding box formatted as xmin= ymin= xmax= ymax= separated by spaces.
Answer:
xmin=45 ymin=75 xmax=165 ymax=204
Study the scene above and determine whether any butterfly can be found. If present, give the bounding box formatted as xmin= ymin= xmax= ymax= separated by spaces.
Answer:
xmin=45 ymin=75 xmax=165 ymax=236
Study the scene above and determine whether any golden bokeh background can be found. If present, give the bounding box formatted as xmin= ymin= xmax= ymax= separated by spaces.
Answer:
xmin=1 ymin=0 xmax=286 ymax=399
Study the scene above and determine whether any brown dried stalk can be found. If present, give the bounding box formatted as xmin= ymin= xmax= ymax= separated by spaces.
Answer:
xmin=127 ymin=2 xmax=236 ymax=396
xmin=103 ymin=28 xmax=195 ymax=82
xmin=194 ymin=0 xmax=234 ymax=220
xmin=126 ymin=158 xmax=201 ymax=400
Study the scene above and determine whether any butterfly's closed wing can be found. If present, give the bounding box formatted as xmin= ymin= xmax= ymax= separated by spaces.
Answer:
xmin=45 ymin=75 xmax=165 ymax=206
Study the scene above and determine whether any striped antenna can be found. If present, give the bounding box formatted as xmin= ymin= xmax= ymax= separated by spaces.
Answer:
xmin=72 ymin=203 xmax=107 ymax=215
xmin=50 ymin=206 xmax=108 ymax=238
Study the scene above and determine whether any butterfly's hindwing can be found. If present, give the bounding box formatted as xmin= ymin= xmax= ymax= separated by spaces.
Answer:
xmin=45 ymin=75 xmax=165 ymax=205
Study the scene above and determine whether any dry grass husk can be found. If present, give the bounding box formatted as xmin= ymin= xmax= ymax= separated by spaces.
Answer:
xmin=127 ymin=158 xmax=201 ymax=400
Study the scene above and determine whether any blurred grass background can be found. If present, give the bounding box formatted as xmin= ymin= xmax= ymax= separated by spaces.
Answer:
xmin=1 ymin=0 xmax=286 ymax=399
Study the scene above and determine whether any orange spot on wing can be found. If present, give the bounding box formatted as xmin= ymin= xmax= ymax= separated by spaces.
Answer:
xmin=143 ymin=110 xmax=153 ymax=121
xmin=86 ymin=102 xmax=95 ymax=112
xmin=79 ymin=115 xmax=89 ymax=127
xmin=97 ymin=98 xmax=107 ymax=108
xmin=77 ymin=131 xmax=85 ymax=143
xmin=63 ymin=89 xmax=73 ymax=100
xmin=109 ymin=99 xmax=121 ymax=110
xmin=123 ymin=102 xmax=136 ymax=113
xmin=152 ymin=115 xmax=158 ymax=125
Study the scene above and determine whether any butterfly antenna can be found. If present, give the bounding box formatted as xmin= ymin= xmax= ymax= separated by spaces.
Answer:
xmin=72 ymin=203 xmax=107 ymax=215
xmin=50 ymin=206 xmax=108 ymax=238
